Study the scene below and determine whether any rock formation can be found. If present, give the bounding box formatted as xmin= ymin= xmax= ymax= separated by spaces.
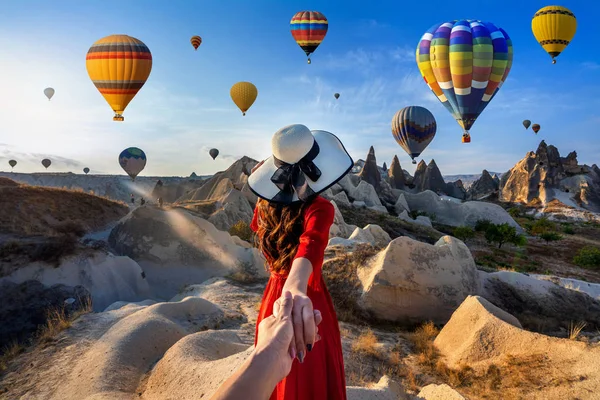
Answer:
xmin=467 ymin=169 xmax=499 ymax=200
xmin=412 ymin=160 xmax=427 ymax=189
xmin=500 ymin=140 xmax=600 ymax=212
xmin=358 ymin=146 xmax=381 ymax=190
xmin=388 ymin=155 xmax=405 ymax=189
xmin=382 ymin=162 xmax=387 ymax=172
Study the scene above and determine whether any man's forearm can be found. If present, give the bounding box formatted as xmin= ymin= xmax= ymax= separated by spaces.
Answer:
xmin=211 ymin=350 xmax=279 ymax=400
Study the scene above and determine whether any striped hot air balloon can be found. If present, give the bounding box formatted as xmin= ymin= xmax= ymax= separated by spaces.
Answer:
xmin=119 ymin=147 xmax=147 ymax=181
xmin=416 ymin=20 xmax=513 ymax=143
xmin=532 ymin=6 xmax=577 ymax=64
xmin=86 ymin=35 xmax=152 ymax=121
xmin=391 ymin=106 xmax=437 ymax=164
xmin=190 ymin=35 xmax=202 ymax=50
xmin=290 ymin=11 xmax=328 ymax=64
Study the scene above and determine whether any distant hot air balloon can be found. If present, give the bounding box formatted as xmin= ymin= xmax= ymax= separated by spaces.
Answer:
xmin=209 ymin=148 xmax=219 ymax=160
xmin=44 ymin=88 xmax=55 ymax=101
xmin=230 ymin=82 xmax=258 ymax=116
xmin=86 ymin=35 xmax=152 ymax=121
xmin=416 ymin=20 xmax=513 ymax=143
xmin=190 ymin=35 xmax=202 ymax=50
xmin=83 ymin=167 xmax=90 ymax=174
xmin=290 ymin=11 xmax=328 ymax=64
xmin=9 ymin=160 xmax=17 ymax=170
xmin=532 ymin=6 xmax=577 ymax=64
xmin=392 ymin=106 xmax=437 ymax=164
xmin=523 ymin=120 xmax=531 ymax=130
xmin=532 ymin=124 xmax=541 ymax=134
xmin=334 ymin=93 xmax=340 ymax=100
xmin=41 ymin=159 xmax=51 ymax=169
xmin=119 ymin=147 xmax=147 ymax=181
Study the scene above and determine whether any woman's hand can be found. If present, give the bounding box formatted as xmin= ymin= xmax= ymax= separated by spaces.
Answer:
xmin=251 ymin=159 xmax=265 ymax=175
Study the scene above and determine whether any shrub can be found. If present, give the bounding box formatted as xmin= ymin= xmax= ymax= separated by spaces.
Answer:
xmin=539 ymin=232 xmax=563 ymax=244
xmin=530 ymin=217 xmax=556 ymax=235
xmin=573 ymin=246 xmax=600 ymax=270
xmin=54 ymin=220 xmax=86 ymax=237
xmin=452 ymin=226 xmax=475 ymax=243
xmin=229 ymin=221 xmax=253 ymax=243
xmin=484 ymin=223 xmax=527 ymax=249
xmin=475 ymin=219 xmax=493 ymax=232
xmin=508 ymin=207 xmax=521 ymax=218
xmin=563 ymin=225 xmax=575 ymax=235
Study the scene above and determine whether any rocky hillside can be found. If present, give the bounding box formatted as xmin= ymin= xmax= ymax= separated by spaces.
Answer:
xmin=500 ymin=140 xmax=600 ymax=212
xmin=0 ymin=178 xmax=128 ymax=238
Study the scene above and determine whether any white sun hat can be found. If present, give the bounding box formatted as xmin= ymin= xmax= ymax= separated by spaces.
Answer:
xmin=248 ymin=124 xmax=353 ymax=204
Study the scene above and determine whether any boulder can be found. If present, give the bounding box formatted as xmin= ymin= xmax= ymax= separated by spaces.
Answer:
xmin=418 ymin=384 xmax=466 ymax=400
xmin=357 ymin=236 xmax=480 ymax=324
xmin=353 ymin=181 xmax=382 ymax=207
xmin=347 ymin=376 xmax=409 ymax=399
xmin=394 ymin=193 xmax=410 ymax=215
xmin=348 ymin=224 xmax=391 ymax=248
xmin=330 ymin=200 xmax=358 ymax=239
xmin=332 ymin=191 xmax=352 ymax=208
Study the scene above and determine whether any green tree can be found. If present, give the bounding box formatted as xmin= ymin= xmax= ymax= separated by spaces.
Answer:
xmin=508 ymin=207 xmax=521 ymax=219
xmin=452 ymin=226 xmax=475 ymax=243
xmin=484 ymin=223 xmax=527 ymax=249
xmin=539 ymin=232 xmax=563 ymax=244
xmin=530 ymin=217 xmax=556 ymax=235
xmin=573 ymin=246 xmax=600 ymax=270
xmin=475 ymin=219 xmax=493 ymax=232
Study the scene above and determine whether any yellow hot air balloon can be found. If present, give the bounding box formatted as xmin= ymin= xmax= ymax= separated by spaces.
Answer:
xmin=86 ymin=35 xmax=153 ymax=121
xmin=230 ymin=82 xmax=258 ymax=116
xmin=532 ymin=6 xmax=577 ymax=64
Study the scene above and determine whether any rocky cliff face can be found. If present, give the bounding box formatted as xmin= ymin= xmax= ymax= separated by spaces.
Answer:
xmin=500 ymin=141 xmax=600 ymax=212
xmin=467 ymin=169 xmax=499 ymax=200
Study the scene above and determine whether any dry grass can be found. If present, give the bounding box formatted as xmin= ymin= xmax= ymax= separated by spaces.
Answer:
xmin=37 ymin=296 xmax=93 ymax=344
xmin=351 ymin=329 xmax=379 ymax=357
xmin=0 ymin=179 xmax=128 ymax=237
xmin=569 ymin=321 xmax=587 ymax=340
xmin=0 ymin=341 xmax=24 ymax=373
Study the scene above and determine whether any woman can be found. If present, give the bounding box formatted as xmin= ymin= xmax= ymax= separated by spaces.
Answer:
xmin=248 ymin=124 xmax=353 ymax=400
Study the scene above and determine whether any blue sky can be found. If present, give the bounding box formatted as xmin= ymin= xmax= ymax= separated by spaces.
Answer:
xmin=0 ymin=0 xmax=598 ymax=177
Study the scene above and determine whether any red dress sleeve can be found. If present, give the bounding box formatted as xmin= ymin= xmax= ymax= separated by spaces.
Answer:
xmin=294 ymin=197 xmax=334 ymax=282
xmin=250 ymin=206 xmax=259 ymax=232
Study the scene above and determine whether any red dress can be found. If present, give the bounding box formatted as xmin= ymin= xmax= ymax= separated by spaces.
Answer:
xmin=251 ymin=196 xmax=347 ymax=400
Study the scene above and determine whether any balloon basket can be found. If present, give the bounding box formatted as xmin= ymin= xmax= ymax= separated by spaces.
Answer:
xmin=113 ymin=115 xmax=124 ymax=122
xmin=307 ymin=58 xmax=311 ymax=64
xmin=412 ymin=160 xmax=417 ymax=165
xmin=552 ymin=59 xmax=556 ymax=64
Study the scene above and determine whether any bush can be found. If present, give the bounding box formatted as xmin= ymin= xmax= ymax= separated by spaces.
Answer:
xmin=475 ymin=219 xmax=493 ymax=232
xmin=563 ymin=225 xmax=575 ymax=235
xmin=508 ymin=207 xmax=521 ymax=218
xmin=229 ymin=221 xmax=253 ymax=243
xmin=484 ymin=223 xmax=527 ymax=249
xmin=539 ymin=232 xmax=563 ymax=244
xmin=452 ymin=226 xmax=475 ymax=243
xmin=530 ymin=217 xmax=556 ymax=235
xmin=573 ymin=246 xmax=600 ymax=270
xmin=409 ymin=210 xmax=435 ymax=221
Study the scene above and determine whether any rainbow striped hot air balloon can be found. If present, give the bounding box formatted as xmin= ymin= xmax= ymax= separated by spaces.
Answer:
xmin=86 ymin=35 xmax=152 ymax=121
xmin=290 ymin=11 xmax=328 ymax=64
xmin=416 ymin=20 xmax=513 ymax=143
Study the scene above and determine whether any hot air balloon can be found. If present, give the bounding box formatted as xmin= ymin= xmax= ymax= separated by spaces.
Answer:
xmin=523 ymin=120 xmax=531 ymax=130
xmin=83 ymin=167 xmax=90 ymax=174
xmin=391 ymin=106 xmax=437 ymax=164
xmin=416 ymin=20 xmax=513 ymax=143
xmin=532 ymin=6 xmax=576 ymax=64
xmin=190 ymin=35 xmax=202 ymax=50
xmin=334 ymin=93 xmax=340 ymax=100
xmin=119 ymin=147 xmax=147 ymax=181
xmin=209 ymin=148 xmax=219 ymax=160
xmin=86 ymin=35 xmax=152 ymax=121
xmin=41 ymin=159 xmax=51 ymax=169
xmin=290 ymin=11 xmax=328 ymax=64
xmin=532 ymin=124 xmax=541 ymax=134
xmin=230 ymin=82 xmax=258 ymax=116
xmin=9 ymin=160 xmax=17 ymax=170
xmin=44 ymin=88 xmax=55 ymax=101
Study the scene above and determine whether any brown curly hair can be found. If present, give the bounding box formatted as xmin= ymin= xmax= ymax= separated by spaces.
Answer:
xmin=254 ymin=198 xmax=311 ymax=274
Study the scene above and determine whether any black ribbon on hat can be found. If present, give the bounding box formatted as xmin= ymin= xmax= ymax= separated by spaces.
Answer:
xmin=271 ymin=140 xmax=322 ymax=203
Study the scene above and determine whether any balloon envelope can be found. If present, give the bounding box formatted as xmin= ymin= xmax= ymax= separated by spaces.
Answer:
xmin=190 ymin=35 xmax=202 ymax=50
xmin=83 ymin=167 xmax=90 ymax=174
xmin=334 ymin=93 xmax=340 ymax=99
xmin=290 ymin=11 xmax=328 ymax=63
xmin=523 ymin=120 xmax=531 ymax=129
xmin=41 ymin=159 xmax=51 ymax=169
xmin=391 ymin=106 xmax=437 ymax=163
xmin=209 ymin=148 xmax=219 ymax=160
xmin=416 ymin=20 xmax=513 ymax=140
xmin=119 ymin=147 xmax=147 ymax=180
xmin=532 ymin=124 xmax=541 ymax=134
xmin=86 ymin=35 xmax=152 ymax=121
xmin=9 ymin=160 xmax=17 ymax=168
xmin=230 ymin=82 xmax=258 ymax=116
xmin=44 ymin=88 xmax=55 ymax=100
xmin=532 ymin=6 xmax=576 ymax=63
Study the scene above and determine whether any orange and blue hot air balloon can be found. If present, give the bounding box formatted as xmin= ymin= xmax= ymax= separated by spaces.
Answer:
xmin=290 ymin=11 xmax=328 ymax=64
xmin=416 ymin=20 xmax=513 ymax=143
xmin=86 ymin=35 xmax=152 ymax=121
